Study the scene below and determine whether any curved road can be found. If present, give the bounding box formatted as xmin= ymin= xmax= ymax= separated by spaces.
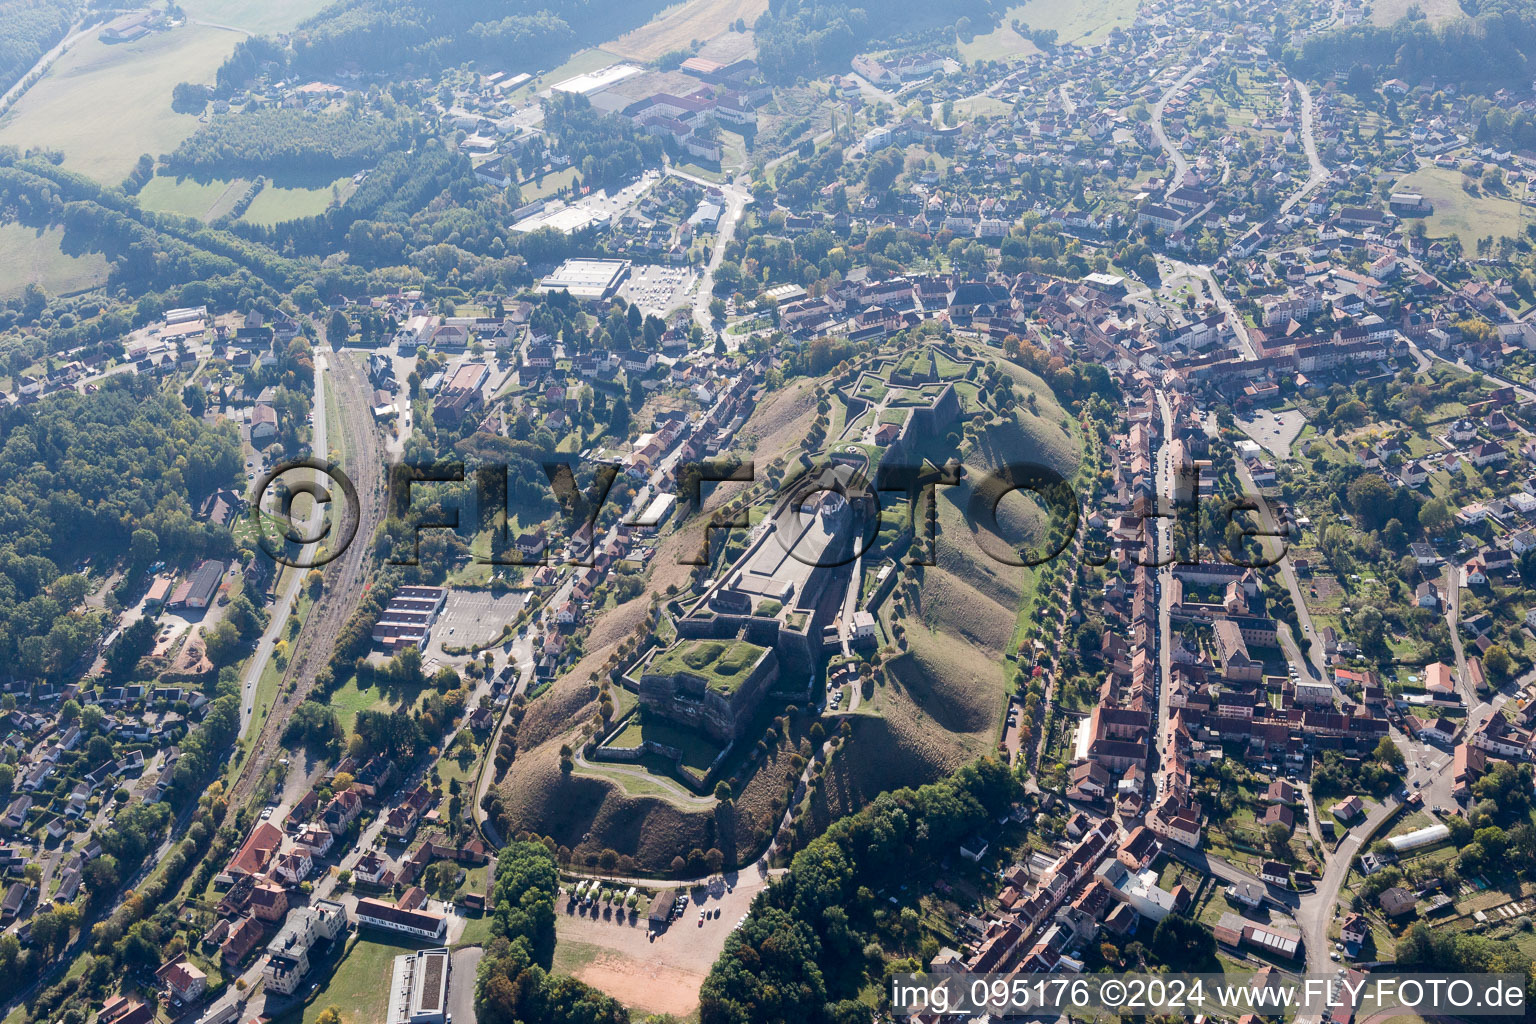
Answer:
xmin=1279 ymin=78 xmax=1329 ymax=215
xmin=1150 ymin=61 xmax=1206 ymax=191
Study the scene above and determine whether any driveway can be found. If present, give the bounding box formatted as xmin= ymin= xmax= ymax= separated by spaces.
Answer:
xmin=449 ymin=947 xmax=483 ymax=1024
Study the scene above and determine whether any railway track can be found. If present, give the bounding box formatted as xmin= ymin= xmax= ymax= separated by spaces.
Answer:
xmin=227 ymin=349 xmax=388 ymax=810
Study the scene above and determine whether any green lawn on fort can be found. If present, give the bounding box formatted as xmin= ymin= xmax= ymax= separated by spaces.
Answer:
xmin=648 ymin=638 xmax=767 ymax=695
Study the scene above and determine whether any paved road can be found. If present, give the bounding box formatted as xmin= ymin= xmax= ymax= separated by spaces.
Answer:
xmin=1161 ymin=257 xmax=1261 ymax=360
xmin=1278 ymin=78 xmax=1329 ymax=215
xmin=1057 ymin=84 xmax=1077 ymax=117
xmin=1295 ymin=795 xmax=1398 ymax=978
xmin=449 ymin=947 xmax=483 ymax=1024
xmin=1150 ymin=61 xmax=1206 ymax=191
xmin=670 ymin=166 xmax=751 ymax=337
xmin=1154 ymin=390 xmax=1177 ymax=795
xmin=1443 ymin=563 xmax=1473 ymax=704
xmin=571 ymin=748 xmax=717 ymax=807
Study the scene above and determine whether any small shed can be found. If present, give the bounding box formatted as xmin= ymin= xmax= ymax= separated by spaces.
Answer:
xmin=648 ymin=887 xmax=676 ymax=930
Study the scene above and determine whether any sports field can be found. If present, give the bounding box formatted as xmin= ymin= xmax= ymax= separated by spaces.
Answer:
xmin=0 ymin=25 xmax=234 ymax=183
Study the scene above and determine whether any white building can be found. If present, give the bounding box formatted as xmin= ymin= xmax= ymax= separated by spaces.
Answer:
xmin=262 ymin=900 xmax=349 ymax=996
xmin=387 ymin=947 xmax=451 ymax=1024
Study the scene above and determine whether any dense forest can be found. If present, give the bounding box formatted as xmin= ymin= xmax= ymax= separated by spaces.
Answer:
xmin=475 ymin=841 xmax=630 ymax=1024
xmin=0 ymin=375 xmax=242 ymax=681
xmin=1287 ymin=6 xmax=1536 ymax=89
xmin=213 ymin=0 xmax=671 ymax=88
xmin=698 ymin=758 xmax=1018 ymax=1024
xmin=753 ymin=0 xmax=997 ymax=82
xmin=0 ymin=0 xmax=75 ymax=95
xmin=165 ymin=105 xmax=421 ymax=178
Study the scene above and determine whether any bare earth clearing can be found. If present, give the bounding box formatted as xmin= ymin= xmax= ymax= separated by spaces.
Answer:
xmin=553 ymin=871 xmax=774 ymax=1017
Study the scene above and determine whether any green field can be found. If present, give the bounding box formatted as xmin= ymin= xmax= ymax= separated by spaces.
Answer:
xmin=603 ymin=714 xmax=723 ymax=772
xmin=294 ymin=935 xmax=426 ymax=1024
xmin=241 ymin=176 xmax=355 ymax=225
xmin=0 ymin=26 xmax=236 ymax=183
xmin=1370 ymin=0 xmax=1462 ymax=26
xmin=137 ymin=175 xmax=248 ymax=220
xmin=140 ymin=173 xmax=355 ymax=225
xmin=1002 ymin=0 xmax=1140 ymax=46
xmin=648 ymin=638 xmax=766 ymax=694
xmin=328 ymin=674 xmax=397 ymax=733
xmin=958 ymin=20 xmax=1042 ymax=62
xmin=0 ymin=223 xmax=108 ymax=298
xmin=1395 ymin=164 xmax=1529 ymax=249
xmin=520 ymin=166 xmax=579 ymax=201
xmin=179 ymin=0 xmax=327 ymax=35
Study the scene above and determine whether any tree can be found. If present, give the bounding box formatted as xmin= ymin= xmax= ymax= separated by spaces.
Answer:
xmin=1149 ymin=914 xmax=1216 ymax=968
xmin=1419 ymin=496 xmax=1454 ymax=536
xmin=316 ymin=1008 xmax=342 ymax=1024
xmin=182 ymin=383 xmax=206 ymax=418
xmin=327 ymin=310 xmax=350 ymax=345
xmin=129 ymin=529 xmax=159 ymax=575
xmin=1266 ymin=821 xmax=1292 ymax=858
xmin=1484 ymin=645 xmax=1514 ymax=684
xmin=608 ymin=395 xmax=631 ymax=436
xmin=1347 ymin=475 xmax=1396 ymax=531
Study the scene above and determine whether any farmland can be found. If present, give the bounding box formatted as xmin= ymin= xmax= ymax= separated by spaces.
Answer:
xmin=178 ymin=0 xmax=326 ymax=35
xmin=958 ymin=21 xmax=1042 ymax=64
xmin=607 ymin=0 xmax=768 ymax=61
xmin=1004 ymin=0 xmax=1141 ymax=47
xmin=1369 ymin=0 xmax=1463 ymax=27
xmin=241 ymin=175 xmax=355 ymax=225
xmin=135 ymin=173 xmax=354 ymax=225
xmin=0 ymin=25 xmax=234 ymax=183
xmin=136 ymin=176 xmax=248 ymax=221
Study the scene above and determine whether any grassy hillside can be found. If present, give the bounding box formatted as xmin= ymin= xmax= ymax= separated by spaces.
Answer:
xmin=498 ymin=349 xmax=1079 ymax=872
xmin=0 ymin=222 xmax=108 ymax=298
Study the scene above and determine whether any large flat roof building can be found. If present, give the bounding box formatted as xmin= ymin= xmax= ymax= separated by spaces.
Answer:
xmin=372 ymin=585 xmax=447 ymax=652
xmin=539 ymin=259 xmax=631 ymax=300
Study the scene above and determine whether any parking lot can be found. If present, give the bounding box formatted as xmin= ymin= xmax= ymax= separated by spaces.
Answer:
xmin=621 ymin=263 xmax=697 ymax=317
xmin=1237 ymin=408 xmax=1307 ymax=459
xmin=423 ymin=589 xmax=528 ymax=659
